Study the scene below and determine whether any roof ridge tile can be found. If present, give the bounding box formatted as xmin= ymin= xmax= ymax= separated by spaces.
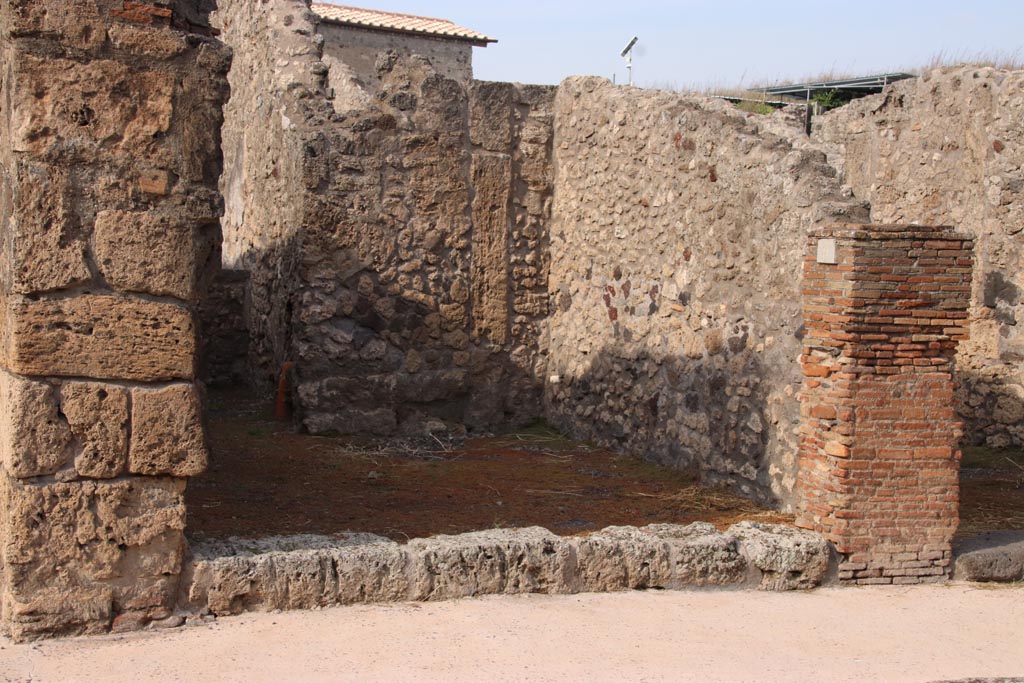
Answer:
xmin=310 ymin=2 xmax=495 ymax=45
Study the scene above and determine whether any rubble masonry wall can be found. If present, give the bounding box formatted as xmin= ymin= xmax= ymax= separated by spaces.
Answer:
xmin=215 ymin=0 xmax=554 ymax=434
xmin=814 ymin=67 xmax=1024 ymax=448
xmin=0 ymin=0 xmax=1010 ymax=641
xmin=545 ymin=78 xmax=868 ymax=506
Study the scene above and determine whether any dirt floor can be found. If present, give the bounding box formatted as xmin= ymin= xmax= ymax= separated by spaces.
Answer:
xmin=186 ymin=390 xmax=789 ymax=541
xmin=187 ymin=389 xmax=1024 ymax=542
xmin=3 ymin=586 xmax=1023 ymax=683
xmin=959 ymin=445 xmax=1024 ymax=537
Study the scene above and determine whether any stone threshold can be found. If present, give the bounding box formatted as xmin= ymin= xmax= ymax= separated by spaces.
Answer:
xmin=953 ymin=531 xmax=1024 ymax=583
xmin=181 ymin=521 xmax=834 ymax=618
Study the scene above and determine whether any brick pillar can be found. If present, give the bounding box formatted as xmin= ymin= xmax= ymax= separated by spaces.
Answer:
xmin=795 ymin=224 xmax=973 ymax=585
xmin=0 ymin=1 xmax=229 ymax=640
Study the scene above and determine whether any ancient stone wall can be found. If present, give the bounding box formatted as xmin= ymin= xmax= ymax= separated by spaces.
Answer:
xmin=796 ymin=224 xmax=972 ymax=584
xmin=215 ymin=0 xmax=554 ymax=434
xmin=287 ymin=72 xmax=554 ymax=434
xmin=813 ymin=67 xmax=1024 ymax=448
xmin=546 ymin=78 xmax=868 ymax=505
xmin=0 ymin=0 xmax=229 ymax=639
xmin=214 ymin=0 xmax=317 ymax=388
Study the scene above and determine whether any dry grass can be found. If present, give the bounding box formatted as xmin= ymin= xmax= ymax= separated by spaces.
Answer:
xmin=627 ymin=486 xmax=792 ymax=530
xmin=913 ymin=49 xmax=1023 ymax=73
xmin=628 ymin=485 xmax=772 ymax=517
xmin=629 ymin=486 xmax=753 ymax=511
xmin=656 ymin=50 xmax=1024 ymax=100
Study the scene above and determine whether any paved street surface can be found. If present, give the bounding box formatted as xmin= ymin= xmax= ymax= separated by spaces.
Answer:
xmin=1 ymin=585 xmax=1022 ymax=682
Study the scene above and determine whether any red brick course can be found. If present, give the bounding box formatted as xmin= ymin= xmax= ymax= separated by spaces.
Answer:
xmin=112 ymin=2 xmax=173 ymax=26
xmin=794 ymin=224 xmax=973 ymax=585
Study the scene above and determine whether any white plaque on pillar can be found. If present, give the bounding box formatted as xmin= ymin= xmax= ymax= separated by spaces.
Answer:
xmin=816 ymin=238 xmax=837 ymax=265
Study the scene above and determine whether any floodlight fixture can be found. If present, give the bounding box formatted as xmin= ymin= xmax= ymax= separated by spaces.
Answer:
xmin=620 ymin=36 xmax=638 ymax=58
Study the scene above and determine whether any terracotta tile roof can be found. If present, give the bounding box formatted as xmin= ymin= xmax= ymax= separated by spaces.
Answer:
xmin=311 ymin=3 xmax=495 ymax=45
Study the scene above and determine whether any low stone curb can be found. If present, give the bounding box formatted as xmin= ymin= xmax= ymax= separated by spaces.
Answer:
xmin=182 ymin=522 xmax=832 ymax=616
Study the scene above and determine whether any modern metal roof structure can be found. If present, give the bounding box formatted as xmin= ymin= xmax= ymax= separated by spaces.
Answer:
xmin=311 ymin=3 xmax=496 ymax=46
xmin=753 ymin=73 xmax=916 ymax=98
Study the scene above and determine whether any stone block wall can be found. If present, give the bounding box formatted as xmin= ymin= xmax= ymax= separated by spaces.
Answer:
xmin=795 ymin=224 xmax=972 ymax=584
xmin=545 ymin=78 xmax=868 ymax=505
xmin=215 ymin=0 xmax=554 ymax=434
xmin=0 ymin=0 xmax=229 ymax=639
xmin=813 ymin=67 xmax=1024 ymax=448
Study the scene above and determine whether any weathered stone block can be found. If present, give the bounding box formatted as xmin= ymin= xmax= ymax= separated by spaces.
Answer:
xmin=573 ymin=526 xmax=673 ymax=591
xmin=187 ymin=534 xmax=409 ymax=615
xmin=0 ymin=374 xmax=134 ymax=480
xmin=93 ymin=210 xmax=198 ymax=301
xmin=1 ymin=0 xmax=107 ymax=49
xmin=644 ymin=522 xmax=749 ymax=587
xmin=129 ymin=383 xmax=207 ymax=476
xmin=330 ymin=538 xmax=411 ymax=604
xmin=61 ymin=382 xmax=129 ymax=479
xmin=730 ymin=521 xmax=831 ymax=590
xmin=469 ymin=81 xmax=514 ymax=152
xmin=394 ymin=369 xmax=468 ymax=403
xmin=183 ymin=524 xmax=833 ymax=620
xmin=407 ymin=527 xmax=573 ymax=600
xmin=2 ymin=161 xmax=92 ymax=295
xmin=953 ymin=531 xmax=1024 ymax=583
xmin=220 ymin=552 xmax=336 ymax=613
xmin=297 ymin=375 xmax=396 ymax=408
xmin=178 ymin=47 xmax=232 ymax=185
xmin=470 ymin=153 xmax=512 ymax=345
xmin=2 ymin=294 xmax=196 ymax=382
xmin=0 ymin=371 xmax=71 ymax=478
xmin=0 ymin=585 xmax=114 ymax=642
xmin=0 ymin=475 xmax=187 ymax=641
xmin=302 ymin=407 xmax=398 ymax=436
xmin=297 ymin=375 xmax=400 ymax=435
xmin=0 ymin=374 xmax=133 ymax=480
xmin=8 ymin=55 xmax=176 ymax=162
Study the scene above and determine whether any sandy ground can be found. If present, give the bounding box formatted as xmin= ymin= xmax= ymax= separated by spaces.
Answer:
xmin=1 ymin=585 xmax=1022 ymax=683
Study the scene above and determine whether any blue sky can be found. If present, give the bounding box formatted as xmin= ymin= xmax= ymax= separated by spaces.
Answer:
xmin=324 ymin=0 xmax=1024 ymax=89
